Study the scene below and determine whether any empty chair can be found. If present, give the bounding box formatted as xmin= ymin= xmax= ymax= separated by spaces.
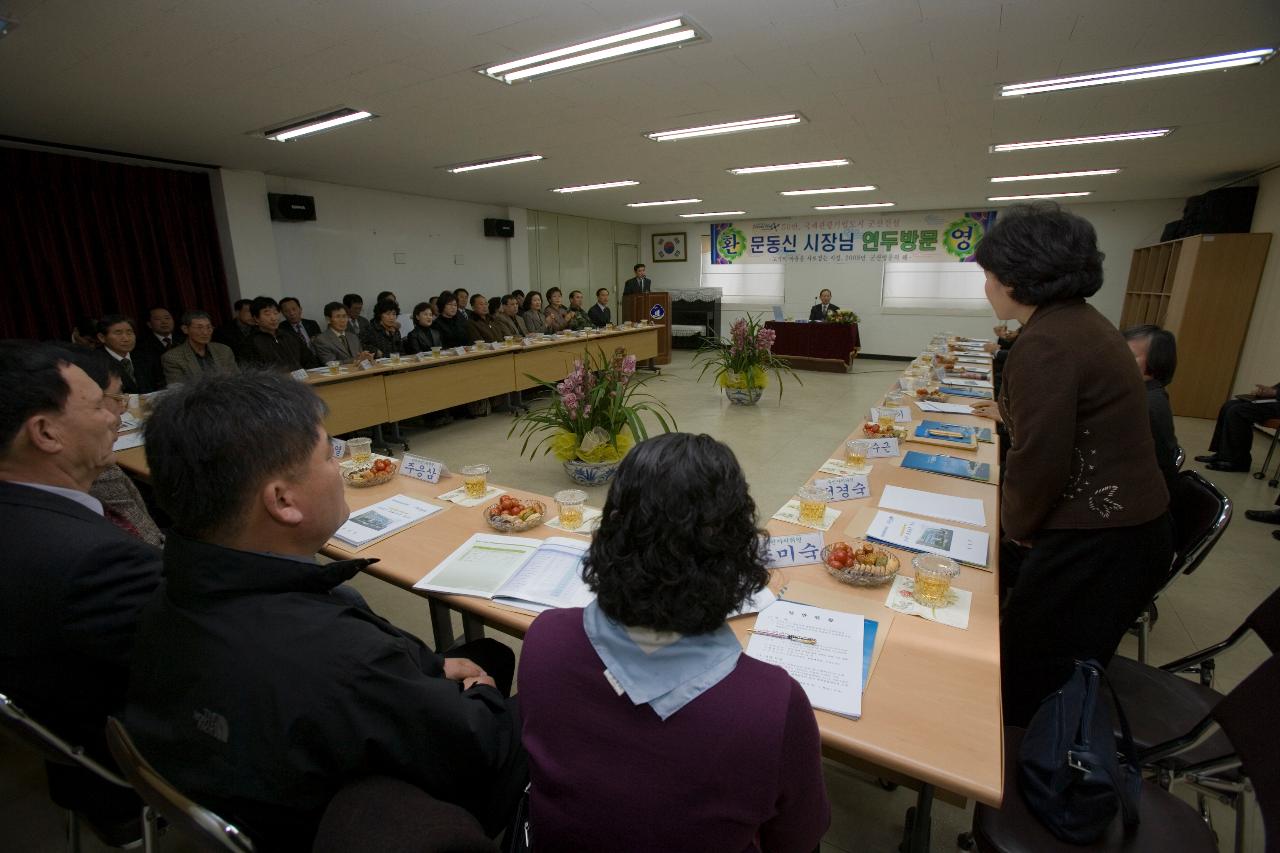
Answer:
xmin=1252 ymin=417 xmax=1280 ymax=486
xmin=1131 ymin=470 xmax=1232 ymax=662
xmin=105 ymin=717 xmax=254 ymax=853
xmin=312 ymin=776 xmax=496 ymax=853
xmin=0 ymin=693 xmax=149 ymax=852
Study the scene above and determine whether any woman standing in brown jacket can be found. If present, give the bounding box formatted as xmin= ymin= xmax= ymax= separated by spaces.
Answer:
xmin=976 ymin=204 xmax=1173 ymax=726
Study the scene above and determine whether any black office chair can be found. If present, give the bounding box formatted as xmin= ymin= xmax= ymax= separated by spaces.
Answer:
xmin=1104 ymin=586 xmax=1280 ymax=850
xmin=312 ymin=776 xmax=496 ymax=853
xmin=105 ymin=717 xmax=254 ymax=853
xmin=1174 ymin=445 xmax=1185 ymax=471
xmin=1131 ymin=470 xmax=1232 ymax=663
xmin=0 ymin=692 xmax=152 ymax=852
xmin=1251 ymin=417 xmax=1280 ymax=487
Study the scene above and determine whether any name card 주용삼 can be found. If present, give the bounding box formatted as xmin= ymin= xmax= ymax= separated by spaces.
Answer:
xmin=764 ymin=533 xmax=825 ymax=568
xmin=399 ymin=453 xmax=445 ymax=484
xmin=812 ymin=475 xmax=870 ymax=502
xmin=864 ymin=437 xmax=900 ymax=458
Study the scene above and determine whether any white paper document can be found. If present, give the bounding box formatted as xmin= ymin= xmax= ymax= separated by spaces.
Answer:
xmin=113 ymin=430 xmax=145 ymax=451
xmin=415 ymin=534 xmax=593 ymax=612
xmin=745 ymin=601 xmax=865 ymax=719
xmin=332 ymin=495 xmax=443 ymax=549
xmin=864 ymin=510 xmax=990 ymax=568
xmin=730 ymin=587 xmax=778 ymax=619
xmin=916 ymin=401 xmax=975 ymax=415
xmin=879 ymin=485 xmax=987 ymax=527
xmin=955 ymin=355 xmax=992 ymax=364
xmin=940 ymin=377 xmax=993 ymax=389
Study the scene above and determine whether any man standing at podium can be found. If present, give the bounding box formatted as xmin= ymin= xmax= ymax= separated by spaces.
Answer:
xmin=808 ymin=289 xmax=840 ymax=321
xmin=623 ymin=264 xmax=652 ymax=295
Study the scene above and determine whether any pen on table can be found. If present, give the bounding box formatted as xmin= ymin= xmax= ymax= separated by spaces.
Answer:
xmin=748 ymin=629 xmax=817 ymax=645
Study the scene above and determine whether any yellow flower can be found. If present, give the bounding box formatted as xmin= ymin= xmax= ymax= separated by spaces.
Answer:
xmin=718 ymin=367 xmax=769 ymax=389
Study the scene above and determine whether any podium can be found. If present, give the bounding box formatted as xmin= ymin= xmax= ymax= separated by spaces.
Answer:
xmin=623 ymin=291 xmax=672 ymax=365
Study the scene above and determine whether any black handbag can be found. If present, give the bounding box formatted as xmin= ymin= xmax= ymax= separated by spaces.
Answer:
xmin=1018 ymin=659 xmax=1142 ymax=844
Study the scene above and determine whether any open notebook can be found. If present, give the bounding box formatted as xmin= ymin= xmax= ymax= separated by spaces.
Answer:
xmin=415 ymin=534 xmax=594 ymax=613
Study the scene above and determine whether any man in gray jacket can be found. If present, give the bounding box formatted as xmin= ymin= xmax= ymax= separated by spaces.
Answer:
xmin=311 ymin=302 xmax=373 ymax=364
xmin=162 ymin=311 xmax=238 ymax=385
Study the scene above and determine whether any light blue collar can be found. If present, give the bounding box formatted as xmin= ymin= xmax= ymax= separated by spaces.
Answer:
xmin=582 ymin=600 xmax=741 ymax=720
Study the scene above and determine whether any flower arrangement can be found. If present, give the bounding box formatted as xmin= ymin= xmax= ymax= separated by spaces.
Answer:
xmin=825 ymin=309 xmax=860 ymax=325
xmin=693 ymin=314 xmax=801 ymax=400
xmin=509 ymin=347 xmax=676 ymax=464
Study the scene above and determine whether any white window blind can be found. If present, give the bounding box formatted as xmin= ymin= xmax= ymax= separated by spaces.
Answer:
xmin=881 ymin=262 xmax=989 ymax=314
xmin=699 ymin=235 xmax=785 ymax=304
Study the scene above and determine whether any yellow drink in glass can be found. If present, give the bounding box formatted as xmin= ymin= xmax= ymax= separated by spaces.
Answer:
xmin=347 ymin=437 xmax=372 ymax=463
xmin=460 ymin=464 xmax=490 ymax=498
xmin=911 ymin=555 xmax=960 ymax=607
xmin=796 ymin=485 xmax=827 ymax=526
xmin=877 ymin=413 xmax=896 ymax=430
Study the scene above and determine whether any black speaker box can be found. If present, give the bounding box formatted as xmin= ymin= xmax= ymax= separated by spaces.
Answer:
xmin=1160 ymin=220 xmax=1184 ymax=242
xmin=268 ymin=193 xmax=317 ymax=222
xmin=1178 ymin=186 xmax=1257 ymax=237
xmin=484 ymin=217 xmax=515 ymax=238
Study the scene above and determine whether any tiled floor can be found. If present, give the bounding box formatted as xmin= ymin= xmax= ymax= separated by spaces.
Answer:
xmin=3 ymin=352 xmax=1275 ymax=851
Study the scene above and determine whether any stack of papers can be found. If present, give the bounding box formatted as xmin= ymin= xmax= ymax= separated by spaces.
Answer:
xmin=879 ymin=484 xmax=986 ymax=527
xmin=916 ymin=400 xmax=974 ymax=415
xmin=745 ymin=601 xmax=867 ymax=719
xmin=333 ymin=495 xmax=443 ymax=550
xmin=415 ymin=534 xmax=593 ymax=612
xmin=901 ymin=451 xmax=992 ymax=483
xmin=864 ymin=510 xmax=989 ymax=568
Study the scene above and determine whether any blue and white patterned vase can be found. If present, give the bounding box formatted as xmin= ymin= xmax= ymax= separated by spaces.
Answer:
xmin=563 ymin=459 xmax=620 ymax=487
xmin=724 ymin=385 xmax=764 ymax=405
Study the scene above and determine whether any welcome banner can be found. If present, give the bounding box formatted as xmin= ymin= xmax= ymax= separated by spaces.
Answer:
xmin=710 ymin=209 xmax=998 ymax=265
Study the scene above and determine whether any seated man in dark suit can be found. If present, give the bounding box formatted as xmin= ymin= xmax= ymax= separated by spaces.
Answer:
xmin=279 ymin=296 xmax=321 ymax=349
xmin=244 ymin=296 xmax=320 ymax=372
xmin=0 ymin=342 xmax=163 ymax=837
xmin=1195 ymin=378 xmax=1280 ymax=472
xmin=808 ymin=288 xmax=839 ymax=321
xmin=93 ymin=314 xmax=160 ymax=394
xmin=125 ymin=371 xmax=526 ymax=852
xmin=162 ymin=311 xmax=239 ymax=385
xmin=212 ymin=298 xmax=257 ymax=362
xmin=622 ymin=263 xmax=651 ymax=295
xmin=133 ymin=307 xmax=185 ymax=389
xmin=587 ymin=288 xmax=612 ymax=328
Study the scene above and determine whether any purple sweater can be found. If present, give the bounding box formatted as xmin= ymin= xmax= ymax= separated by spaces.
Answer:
xmin=517 ymin=608 xmax=831 ymax=852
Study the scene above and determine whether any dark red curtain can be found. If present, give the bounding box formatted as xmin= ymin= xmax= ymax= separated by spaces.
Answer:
xmin=0 ymin=146 xmax=231 ymax=341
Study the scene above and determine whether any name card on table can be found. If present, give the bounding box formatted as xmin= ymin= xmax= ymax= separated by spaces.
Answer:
xmin=453 ymin=347 xmax=468 ymax=357
xmin=399 ymin=453 xmax=446 ymax=483
xmin=763 ymin=533 xmax=825 ymax=569
xmin=358 ymin=359 xmax=375 ymax=370
xmin=871 ymin=406 xmax=912 ymax=423
xmin=865 ymin=437 xmax=900 ymax=458
xmin=290 ymin=368 xmax=309 ymax=381
xmin=812 ymin=475 xmax=870 ymax=502
xmin=330 ymin=438 xmax=347 ymax=459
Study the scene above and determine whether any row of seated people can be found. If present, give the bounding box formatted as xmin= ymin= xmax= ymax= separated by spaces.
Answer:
xmin=69 ymin=285 xmax=623 ymax=396
xmin=0 ymin=343 xmax=829 ymax=852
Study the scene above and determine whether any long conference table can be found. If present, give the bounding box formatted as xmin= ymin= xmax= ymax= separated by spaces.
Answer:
xmin=307 ymin=344 xmax=1004 ymax=853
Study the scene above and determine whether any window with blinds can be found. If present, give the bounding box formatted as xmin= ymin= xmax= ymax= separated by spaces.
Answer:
xmin=881 ymin=262 xmax=990 ymax=314
xmin=699 ymin=235 xmax=785 ymax=304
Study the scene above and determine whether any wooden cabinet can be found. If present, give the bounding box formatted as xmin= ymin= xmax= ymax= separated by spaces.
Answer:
xmin=1120 ymin=233 xmax=1271 ymax=418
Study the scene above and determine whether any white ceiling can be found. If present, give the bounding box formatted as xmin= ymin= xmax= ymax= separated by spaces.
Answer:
xmin=2 ymin=0 xmax=1279 ymax=223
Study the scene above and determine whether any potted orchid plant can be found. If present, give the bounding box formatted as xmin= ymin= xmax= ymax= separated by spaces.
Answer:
xmin=693 ymin=314 xmax=801 ymax=405
xmin=509 ymin=347 xmax=676 ymax=486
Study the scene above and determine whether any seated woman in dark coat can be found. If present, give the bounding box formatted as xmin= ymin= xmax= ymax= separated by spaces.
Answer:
xmin=517 ymin=433 xmax=830 ymax=852
xmin=403 ymin=302 xmax=444 ymax=354
xmin=1123 ymin=324 xmax=1180 ymax=496
xmin=977 ymin=203 xmax=1174 ymax=727
xmin=360 ymin=299 xmax=403 ymax=358
xmin=433 ymin=292 xmax=472 ymax=349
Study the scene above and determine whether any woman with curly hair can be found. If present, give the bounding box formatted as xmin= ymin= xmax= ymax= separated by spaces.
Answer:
xmin=516 ymin=432 xmax=830 ymax=852
xmin=976 ymin=203 xmax=1173 ymax=726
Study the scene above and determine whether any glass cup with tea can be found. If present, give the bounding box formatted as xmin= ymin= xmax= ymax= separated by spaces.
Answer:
xmin=846 ymin=439 xmax=872 ymax=474
xmin=461 ymin=464 xmax=490 ymax=499
xmin=554 ymin=489 xmax=588 ymax=530
xmin=911 ymin=554 xmax=960 ymax=607
xmin=325 ymin=360 xmax=341 ymax=375
xmin=347 ymin=437 xmax=372 ymax=464
xmin=796 ymin=485 xmax=828 ymax=527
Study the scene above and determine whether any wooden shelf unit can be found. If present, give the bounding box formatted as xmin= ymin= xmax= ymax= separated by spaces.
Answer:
xmin=1120 ymin=233 xmax=1272 ymax=419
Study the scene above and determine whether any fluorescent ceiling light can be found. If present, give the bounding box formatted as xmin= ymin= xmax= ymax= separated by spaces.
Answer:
xmin=988 ymin=191 xmax=1093 ymax=201
xmin=1000 ymin=48 xmax=1275 ymax=97
xmin=551 ymin=180 xmax=640 ymax=193
xmin=729 ymin=159 xmax=849 ymax=175
xmin=813 ymin=202 xmax=895 ymax=210
xmin=479 ymin=18 xmax=704 ymax=84
xmin=990 ymin=169 xmax=1120 ymax=183
xmin=264 ymin=108 xmax=375 ymax=142
xmin=680 ymin=210 xmax=747 ymax=218
xmin=646 ymin=113 xmax=804 ymax=141
xmin=446 ymin=154 xmax=544 ymax=173
xmin=626 ymin=198 xmax=702 ymax=207
xmin=990 ymin=129 xmax=1171 ymax=152
xmin=780 ymin=185 xmax=876 ymax=196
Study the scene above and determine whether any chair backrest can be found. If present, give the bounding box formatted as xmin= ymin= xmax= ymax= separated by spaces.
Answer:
xmin=1211 ymin=656 xmax=1280 ymax=849
xmin=104 ymin=717 xmax=255 ymax=853
xmin=312 ymin=776 xmax=496 ymax=853
xmin=1169 ymin=470 xmax=1232 ymax=576
xmin=1245 ymin=584 xmax=1280 ymax=654
xmin=0 ymin=692 xmax=127 ymax=788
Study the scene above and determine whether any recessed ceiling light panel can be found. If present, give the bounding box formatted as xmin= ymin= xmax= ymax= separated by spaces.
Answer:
xmin=626 ymin=198 xmax=703 ymax=207
xmin=479 ymin=18 xmax=706 ymax=84
xmin=990 ymin=169 xmax=1120 ymax=183
xmin=646 ymin=113 xmax=804 ymax=141
xmin=679 ymin=210 xmax=747 ymax=218
xmin=987 ymin=191 xmax=1093 ymax=201
xmin=990 ymin=129 xmax=1171 ymax=152
xmin=445 ymin=154 xmax=544 ymax=173
xmin=729 ymin=159 xmax=849 ymax=175
xmin=780 ymin=185 xmax=876 ymax=196
xmin=263 ymin=108 xmax=376 ymax=142
xmin=1000 ymin=48 xmax=1275 ymax=97
xmin=813 ymin=202 xmax=895 ymax=210
xmin=551 ymin=180 xmax=640 ymax=193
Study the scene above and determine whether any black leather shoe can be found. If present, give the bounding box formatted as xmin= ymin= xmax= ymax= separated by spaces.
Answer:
xmin=1273 ymin=530 xmax=1280 ymax=542
xmin=1205 ymin=461 xmax=1250 ymax=472
xmin=1194 ymin=454 xmax=1219 ymax=463
xmin=1245 ymin=509 xmax=1280 ymax=524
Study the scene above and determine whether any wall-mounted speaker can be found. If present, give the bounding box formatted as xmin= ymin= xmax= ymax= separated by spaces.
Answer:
xmin=268 ymin=193 xmax=316 ymax=222
xmin=484 ymin=217 xmax=515 ymax=238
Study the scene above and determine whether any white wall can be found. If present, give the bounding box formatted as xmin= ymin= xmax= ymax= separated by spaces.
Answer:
xmin=210 ymin=168 xmax=282 ymax=302
xmin=262 ymin=175 xmax=514 ymax=315
xmin=526 ymin=210 xmax=641 ymax=304
xmin=1233 ymin=167 xmax=1280 ymax=393
xmin=641 ymin=198 xmax=1182 ymax=357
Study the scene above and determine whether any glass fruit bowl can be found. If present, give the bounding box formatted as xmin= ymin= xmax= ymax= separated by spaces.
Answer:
xmin=484 ymin=498 xmax=547 ymax=533
xmin=822 ymin=540 xmax=901 ymax=587
xmin=341 ymin=456 xmax=398 ymax=488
